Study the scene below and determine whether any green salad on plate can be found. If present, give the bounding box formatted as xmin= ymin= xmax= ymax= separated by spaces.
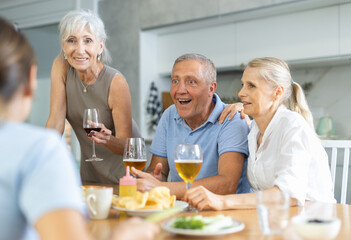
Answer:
xmin=170 ymin=215 xmax=234 ymax=232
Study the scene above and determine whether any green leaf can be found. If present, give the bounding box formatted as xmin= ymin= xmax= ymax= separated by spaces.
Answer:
xmin=172 ymin=216 xmax=205 ymax=229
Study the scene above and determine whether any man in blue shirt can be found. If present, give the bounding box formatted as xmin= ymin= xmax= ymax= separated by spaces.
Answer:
xmin=133 ymin=53 xmax=251 ymax=199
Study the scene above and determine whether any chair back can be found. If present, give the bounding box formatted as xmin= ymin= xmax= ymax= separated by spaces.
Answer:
xmin=322 ymin=140 xmax=351 ymax=204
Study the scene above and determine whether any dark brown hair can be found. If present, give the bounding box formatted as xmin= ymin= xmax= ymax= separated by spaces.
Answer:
xmin=0 ymin=17 xmax=37 ymax=103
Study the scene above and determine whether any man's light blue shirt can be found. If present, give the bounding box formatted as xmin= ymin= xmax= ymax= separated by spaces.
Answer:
xmin=150 ymin=93 xmax=251 ymax=193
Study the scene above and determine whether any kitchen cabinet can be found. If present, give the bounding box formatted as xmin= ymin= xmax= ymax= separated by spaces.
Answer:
xmin=0 ymin=0 xmax=98 ymax=29
xmin=236 ymin=6 xmax=339 ymax=65
xmin=157 ymin=23 xmax=236 ymax=75
xmin=153 ymin=3 xmax=348 ymax=76
xmin=339 ymin=3 xmax=351 ymax=55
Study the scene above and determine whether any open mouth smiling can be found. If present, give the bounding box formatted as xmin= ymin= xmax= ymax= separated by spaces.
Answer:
xmin=178 ymin=99 xmax=192 ymax=105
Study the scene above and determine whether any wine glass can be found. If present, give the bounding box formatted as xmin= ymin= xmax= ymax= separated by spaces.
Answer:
xmin=83 ymin=108 xmax=103 ymax=162
xmin=174 ymin=144 xmax=203 ymax=211
xmin=123 ymin=138 xmax=147 ymax=175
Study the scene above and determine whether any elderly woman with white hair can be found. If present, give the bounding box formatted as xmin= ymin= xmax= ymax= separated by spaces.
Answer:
xmin=46 ymin=10 xmax=139 ymax=184
xmin=185 ymin=57 xmax=336 ymax=210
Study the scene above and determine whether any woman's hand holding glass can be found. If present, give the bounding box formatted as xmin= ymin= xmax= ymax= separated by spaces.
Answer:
xmin=87 ymin=123 xmax=112 ymax=145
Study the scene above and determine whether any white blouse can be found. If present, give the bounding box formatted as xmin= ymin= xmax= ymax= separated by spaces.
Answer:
xmin=247 ymin=106 xmax=336 ymax=205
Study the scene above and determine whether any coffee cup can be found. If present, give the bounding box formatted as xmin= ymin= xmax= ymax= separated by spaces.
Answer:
xmin=85 ymin=186 xmax=113 ymax=220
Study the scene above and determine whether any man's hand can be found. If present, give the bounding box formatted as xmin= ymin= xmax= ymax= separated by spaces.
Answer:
xmin=132 ymin=167 xmax=164 ymax=192
xmin=150 ymin=163 xmax=164 ymax=181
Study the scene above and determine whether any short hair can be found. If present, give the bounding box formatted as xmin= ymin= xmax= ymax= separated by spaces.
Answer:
xmin=59 ymin=9 xmax=111 ymax=63
xmin=0 ymin=17 xmax=36 ymax=105
xmin=173 ymin=53 xmax=217 ymax=84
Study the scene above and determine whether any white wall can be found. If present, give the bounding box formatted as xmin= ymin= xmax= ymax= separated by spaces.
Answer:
xmin=293 ymin=65 xmax=351 ymax=140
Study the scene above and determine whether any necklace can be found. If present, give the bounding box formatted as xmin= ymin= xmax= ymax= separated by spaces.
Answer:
xmin=80 ymin=80 xmax=89 ymax=93
xmin=80 ymin=67 xmax=99 ymax=93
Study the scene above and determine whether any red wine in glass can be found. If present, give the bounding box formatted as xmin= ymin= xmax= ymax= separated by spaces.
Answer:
xmin=84 ymin=127 xmax=102 ymax=134
xmin=83 ymin=109 xmax=103 ymax=161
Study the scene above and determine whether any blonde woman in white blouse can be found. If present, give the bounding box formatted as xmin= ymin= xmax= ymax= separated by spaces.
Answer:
xmin=184 ymin=57 xmax=336 ymax=210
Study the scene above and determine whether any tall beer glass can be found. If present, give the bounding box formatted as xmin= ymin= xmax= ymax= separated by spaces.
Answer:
xmin=123 ymin=138 xmax=147 ymax=173
xmin=174 ymin=144 xmax=203 ymax=211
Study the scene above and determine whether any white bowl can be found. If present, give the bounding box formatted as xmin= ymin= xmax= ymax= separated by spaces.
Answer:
xmin=291 ymin=216 xmax=341 ymax=240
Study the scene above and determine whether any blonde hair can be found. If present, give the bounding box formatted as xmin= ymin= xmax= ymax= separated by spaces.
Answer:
xmin=247 ymin=57 xmax=314 ymax=129
xmin=59 ymin=9 xmax=111 ymax=63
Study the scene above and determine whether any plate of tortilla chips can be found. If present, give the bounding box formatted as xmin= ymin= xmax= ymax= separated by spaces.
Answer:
xmin=112 ymin=186 xmax=188 ymax=217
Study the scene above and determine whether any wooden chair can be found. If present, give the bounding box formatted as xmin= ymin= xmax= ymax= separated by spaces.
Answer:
xmin=322 ymin=140 xmax=351 ymax=204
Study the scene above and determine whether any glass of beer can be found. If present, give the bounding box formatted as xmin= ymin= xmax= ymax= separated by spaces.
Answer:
xmin=174 ymin=144 xmax=203 ymax=211
xmin=123 ymin=138 xmax=147 ymax=174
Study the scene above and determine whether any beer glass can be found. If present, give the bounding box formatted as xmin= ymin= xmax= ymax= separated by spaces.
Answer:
xmin=123 ymin=138 xmax=147 ymax=173
xmin=174 ymin=144 xmax=203 ymax=211
xmin=83 ymin=108 xmax=103 ymax=162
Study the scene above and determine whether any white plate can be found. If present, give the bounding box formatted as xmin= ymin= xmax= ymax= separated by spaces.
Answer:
xmin=162 ymin=218 xmax=245 ymax=237
xmin=112 ymin=200 xmax=188 ymax=217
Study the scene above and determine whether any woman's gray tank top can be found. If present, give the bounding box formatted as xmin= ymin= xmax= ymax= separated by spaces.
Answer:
xmin=66 ymin=65 xmax=140 ymax=184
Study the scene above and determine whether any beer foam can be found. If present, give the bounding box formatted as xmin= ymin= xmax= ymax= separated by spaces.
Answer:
xmin=174 ymin=159 xmax=203 ymax=163
xmin=123 ymin=158 xmax=147 ymax=162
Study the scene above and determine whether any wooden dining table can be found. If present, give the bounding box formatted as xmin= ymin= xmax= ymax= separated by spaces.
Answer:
xmin=87 ymin=199 xmax=351 ymax=240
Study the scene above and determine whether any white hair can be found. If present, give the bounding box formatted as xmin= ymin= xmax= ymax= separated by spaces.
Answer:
xmin=59 ymin=9 xmax=111 ymax=63
xmin=173 ymin=53 xmax=217 ymax=84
